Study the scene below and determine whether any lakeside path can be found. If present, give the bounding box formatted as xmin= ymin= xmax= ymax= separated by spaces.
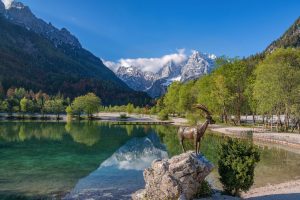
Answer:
xmin=169 ymin=116 xmax=300 ymax=149
xmin=210 ymin=125 xmax=300 ymax=149
xmin=241 ymin=179 xmax=300 ymax=200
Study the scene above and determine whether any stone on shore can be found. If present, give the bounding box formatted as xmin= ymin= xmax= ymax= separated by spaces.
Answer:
xmin=132 ymin=151 xmax=214 ymax=200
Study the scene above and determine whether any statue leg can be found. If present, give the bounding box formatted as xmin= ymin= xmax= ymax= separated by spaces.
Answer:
xmin=198 ymin=139 xmax=201 ymax=154
xmin=194 ymin=139 xmax=198 ymax=155
xmin=180 ymin=138 xmax=186 ymax=153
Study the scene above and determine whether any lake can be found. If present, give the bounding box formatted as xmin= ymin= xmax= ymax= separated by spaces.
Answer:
xmin=1 ymin=122 xmax=300 ymax=200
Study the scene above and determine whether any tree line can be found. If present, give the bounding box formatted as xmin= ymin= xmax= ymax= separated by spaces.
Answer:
xmin=0 ymin=86 xmax=152 ymax=120
xmin=0 ymin=87 xmax=66 ymax=119
xmin=154 ymin=48 xmax=300 ymax=132
xmin=0 ymin=86 xmax=102 ymax=119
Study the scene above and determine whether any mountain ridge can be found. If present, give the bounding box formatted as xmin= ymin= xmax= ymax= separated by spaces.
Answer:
xmin=0 ymin=1 xmax=150 ymax=105
xmin=266 ymin=17 xmax=300 ymax=52
xmin=108 ymin=51 xmax=216 ymax=98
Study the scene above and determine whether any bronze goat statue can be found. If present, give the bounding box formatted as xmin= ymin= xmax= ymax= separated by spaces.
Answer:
xmin=178 ymin=104 xmax=215 ymax=155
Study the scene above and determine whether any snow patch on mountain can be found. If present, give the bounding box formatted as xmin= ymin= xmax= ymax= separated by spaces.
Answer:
xmin=1 ymin=0 xmax=13 ymax=9
xmin=162 ymin=76 xmax=182 ymax=86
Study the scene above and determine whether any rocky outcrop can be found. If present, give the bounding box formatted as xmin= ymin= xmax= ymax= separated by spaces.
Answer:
xmin=132 ymin=151 xmax=214 ymax=200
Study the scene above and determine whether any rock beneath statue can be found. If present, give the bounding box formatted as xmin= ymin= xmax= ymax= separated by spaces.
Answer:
xmin=132 ymin=151 xmax=214 ymax=200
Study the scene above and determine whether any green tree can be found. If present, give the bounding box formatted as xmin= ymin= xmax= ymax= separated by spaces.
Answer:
xmin=66 ymin=105 xmax=73 ymax=116
xmin=254 ymin=48 xmax=300 ymax=131
xmin=218 ymin=138 xmax=260 ymax=196
xmin=164 ymin=82 xmax=181 ymax=116
xmin=20 ymin=97 xmax=31 ymax=118
xmin=178 ymin=81 xmax=195 ymax=115
xmin=158 ymin=109 xmax=169 ymax=121
xmin=0 ymin=100 xmax=9 ymax=112
xmin=44 ymin=98 xmax=65 ymax=120
xmin=126 ymin=103 xmax=134 ymax=114
xmin=150 ymin=106 xmax=157 ymax=116
xmin=14 ymin=88 xmax=27 ymax=100
xmin=72 ymin=96 xmax=85 ymax=118
xmin=82 ymin=93 xmax=101 ymax=119
xmin=72 ymin=93 xmax=101 ymax=119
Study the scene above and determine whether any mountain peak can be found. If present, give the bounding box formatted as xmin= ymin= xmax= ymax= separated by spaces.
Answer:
xmin=109 ymin=50 xmax=216 ymax=97
xmin=10 ymin=1 xmax=25 ymax=10
xmin=116 ymin=66 xmax=158 ymax=91
xmin=181 ymin=51 xmax=216 ymax=82
xmin=0 ymin=0 xmax=82 ymax=48
xmin=1 ymin=0 xmax=24 ymax=10
xmin=190 ymin=50 xmax=201 ymax=60
xmin=1 ymin=0 xmax=13 ymax=9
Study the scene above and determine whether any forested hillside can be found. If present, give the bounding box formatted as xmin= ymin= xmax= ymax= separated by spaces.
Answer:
xmin=0 ymin=16 xmax=150 ymax=105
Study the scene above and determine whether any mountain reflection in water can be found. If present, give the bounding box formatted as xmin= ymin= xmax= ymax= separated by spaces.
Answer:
xmin=64 ymin=133 xmax=168 ymax=200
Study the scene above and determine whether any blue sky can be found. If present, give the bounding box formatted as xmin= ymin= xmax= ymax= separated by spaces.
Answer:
xmin=20 ymin=0 xmax=300 ymax=61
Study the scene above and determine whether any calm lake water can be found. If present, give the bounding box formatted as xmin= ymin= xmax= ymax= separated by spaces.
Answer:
xmin=1 ymin=122 xmax=300 ymax=200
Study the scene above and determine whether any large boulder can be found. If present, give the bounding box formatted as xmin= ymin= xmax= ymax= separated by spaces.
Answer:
xmin=132 ymin=151 xmax=214 ymax=200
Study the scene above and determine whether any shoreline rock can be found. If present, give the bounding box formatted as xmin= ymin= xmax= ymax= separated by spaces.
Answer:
xmin=132 ymin=151 xmax=214 ymax=200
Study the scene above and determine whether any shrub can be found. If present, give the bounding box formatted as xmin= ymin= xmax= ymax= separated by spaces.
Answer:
xmin=158 ymin=110 xmax=169 ymax=121
xmin=119 ymin=113 xmax=128 ymax=119
xmin=218 ymin=138 xmax=260 ymax=196
xmin=195 ymin=180 xmax=213 ymax=198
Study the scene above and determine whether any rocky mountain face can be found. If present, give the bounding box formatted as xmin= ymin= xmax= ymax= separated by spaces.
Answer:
xmin=181 ymin=51 xmax=216 ymax=82
xmin=0 ymin=1 xmax=150 ymax=105
xmin=0 ymin=1 xmax=81 ymax=48
xmin=266 ymin=17 xmax=300 ymax=52
xmin=116 ymin=66 xmax=158 ymax=91
xmin=111 ymin=51 xmax=216 ymax=98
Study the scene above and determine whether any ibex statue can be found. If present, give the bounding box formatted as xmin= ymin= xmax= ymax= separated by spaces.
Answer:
xmin=178 ymin=104 xmax=215 ymax=155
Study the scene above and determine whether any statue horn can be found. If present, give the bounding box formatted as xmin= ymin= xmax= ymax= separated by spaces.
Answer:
xmin=194 ymin=104 xmax=211 ymax=116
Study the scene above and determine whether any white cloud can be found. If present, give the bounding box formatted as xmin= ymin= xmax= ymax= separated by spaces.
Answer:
xmin=1 ymin=0 xmax=13 ymax=9
xmin=103 ymin=49 xmax=187 ymax=73
xmin=102 ymin=60 xmax=119 ymax=72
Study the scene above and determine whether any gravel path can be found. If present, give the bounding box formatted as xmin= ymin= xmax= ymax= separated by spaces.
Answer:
xmin=210 ymin=126 xmax=300 ymax=149
xmin=242 ymin=179 xmax=300 ymax=200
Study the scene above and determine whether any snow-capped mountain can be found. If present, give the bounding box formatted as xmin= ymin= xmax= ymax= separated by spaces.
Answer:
xmin=158 ymin=60 xmax=183 ymax=79
xmin=107 ymin=50 xmax=216 ymax=98
xmin=116 ymin=66 xmax=159 ymax=91
xmin=65 ymin=133 xmax=168 ymax=199
xmin=181 ymin=51 xmax=216 ymax=82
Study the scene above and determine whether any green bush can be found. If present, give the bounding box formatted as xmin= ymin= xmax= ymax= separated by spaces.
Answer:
xmin=119 ymin=113 xmax=128 ymax=119
xmin=195 ymin=180 xmax=213 ymax=198
xmin=158 ymin=110 xmax=169 ymax=121
xmin=218 ymin=138 xmax=260 ymax=196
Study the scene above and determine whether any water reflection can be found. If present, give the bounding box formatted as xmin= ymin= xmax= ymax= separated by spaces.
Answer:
xmin=0 ymin=122 xmax=151 ymax=199
xmin=0 ymin=122 xmax=300 ymax=199
xmin=65 ymin=133 xmax=168 ymax=200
